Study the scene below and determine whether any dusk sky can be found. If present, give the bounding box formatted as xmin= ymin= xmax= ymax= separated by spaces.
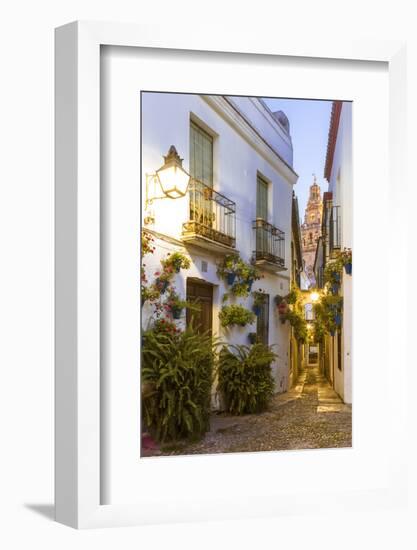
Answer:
xmin=263 ymin=97 xmax=333 ymax=220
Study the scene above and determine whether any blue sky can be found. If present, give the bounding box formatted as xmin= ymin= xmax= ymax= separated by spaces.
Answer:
xmin=263 ymin=97 xmax=333 ymax=219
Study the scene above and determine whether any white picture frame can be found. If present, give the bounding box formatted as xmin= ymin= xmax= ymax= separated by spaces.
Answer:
xmin=55 ymin=21 xmax=407 ymax=529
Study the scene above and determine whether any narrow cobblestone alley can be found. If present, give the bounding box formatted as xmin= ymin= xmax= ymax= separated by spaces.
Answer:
xmin=150 ymin=366 xmax=352 ymax=457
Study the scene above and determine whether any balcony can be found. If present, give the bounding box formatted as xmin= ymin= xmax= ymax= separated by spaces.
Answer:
xmin=253 ymin=218 xmax=286 ymax=271
xmin=329 ymin=205 xmax=341 ymax=253
xmin=181 ymin=179 xmax=236 ymax=254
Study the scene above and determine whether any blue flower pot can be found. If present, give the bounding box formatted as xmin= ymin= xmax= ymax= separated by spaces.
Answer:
xmin=331 ymin=283 xmax=339 ymax=295
xmin=156 ymin=279 xmax=169 ymax=293
xmin=253 ymin=305 xmax=261 ymax=316
xmin=247 ymin=279 xmax=254 ymax=292
xmin=226 ymin=272 xmax=236 ymax=286
xmin=172 ymin=307 xmax=182 ymax=319
xmin=335 ymin=314 xmax=342 ymax=326
xmin=344 ymin=262 xmax=352 ymax=275
xmin=333 ymin=272 xmax=341 ymax=282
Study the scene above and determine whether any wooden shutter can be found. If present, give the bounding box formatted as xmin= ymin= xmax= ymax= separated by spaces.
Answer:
xmin=256 ymin=175 xmax=268 ymax=220
xmin=190 ymin=121 xmax=213 ymax=187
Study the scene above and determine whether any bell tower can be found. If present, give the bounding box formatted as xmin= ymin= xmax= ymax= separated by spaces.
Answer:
xmin=301 ymin=175 xmax=323 ymax=286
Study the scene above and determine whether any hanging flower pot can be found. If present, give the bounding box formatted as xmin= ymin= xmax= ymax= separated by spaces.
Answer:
xmin=253 ymin=304 xmax=261 ymax=316
xmin=248 ymin=332 xmax=257 ymax=345
xmin=247 ymin=278 xmax=254 ymax=292
xmin=331 ymin=283 xmax=339 ymax=295
xmin=226 ymin=272 xmax=236 ymax=286
xmin=172 ymin=306 xmax=183 ymax=319
xmin=333 ymin=272 xmax=341 ymax=282
xmin=274 ymin=294 xmax=283 ymax=306
xmin=335 ymin=313 xmax=342 ymax=326
xmin=156 ymin=278 xmax=169 ymax=293
xmin=277 ymin=300 xmax=288 ymax=324
xmin=344 ymin=262 xmax=352 ymax=275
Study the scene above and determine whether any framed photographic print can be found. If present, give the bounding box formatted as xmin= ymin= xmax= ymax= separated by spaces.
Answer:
xmin=55 ymin=21 xmax=408 ymax=528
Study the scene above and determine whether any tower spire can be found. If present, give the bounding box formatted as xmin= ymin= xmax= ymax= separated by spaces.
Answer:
xmin=301 ymin=176 xmax=323 ymax=287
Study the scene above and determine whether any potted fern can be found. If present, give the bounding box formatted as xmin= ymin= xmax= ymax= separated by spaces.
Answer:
xmin=219 ymin=304 xmax=256 ymax=328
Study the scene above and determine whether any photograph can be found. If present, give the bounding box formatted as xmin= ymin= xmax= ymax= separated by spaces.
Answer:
xmin=140 ymin=91 xmax=352 ymax=457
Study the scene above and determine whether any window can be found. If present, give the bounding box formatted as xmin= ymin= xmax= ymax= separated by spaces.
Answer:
xmin=256 ymin=175 xmax=268 ymax=220
xmin=190 ymin=121 xmax=213 ymax=186
xmin=305 ymin=303 xmax=314 ymax=321
xmin=256 ymin=294 xmax=270 ymax=345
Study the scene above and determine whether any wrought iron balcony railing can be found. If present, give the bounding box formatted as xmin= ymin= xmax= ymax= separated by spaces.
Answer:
xmin=253 ymin=218 xmax=285 ymax=268
xmin=329 ymin=205 xmax=341 ymax=252
xmin=182 ymin=179 xmax=236 ymax=248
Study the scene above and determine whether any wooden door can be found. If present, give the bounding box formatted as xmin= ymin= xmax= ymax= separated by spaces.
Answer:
xmin=337 ymin=329 xmax=342 ymax=371
xmin=186 ymin=279 xmax=213 ymax=335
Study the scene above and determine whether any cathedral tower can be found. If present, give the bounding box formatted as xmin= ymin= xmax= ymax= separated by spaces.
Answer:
xmin=301 ymin=176 xmax=323 ymax=286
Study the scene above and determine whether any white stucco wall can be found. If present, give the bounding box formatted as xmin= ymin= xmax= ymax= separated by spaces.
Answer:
xmin=327 ymin=102 xmax=353 ymax=404
xmin=141 ymin=92 xmax=296 ymax=393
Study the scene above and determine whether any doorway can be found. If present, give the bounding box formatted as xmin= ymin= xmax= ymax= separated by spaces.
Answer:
xmin=186 ymin=279 xmax=213 ymax=335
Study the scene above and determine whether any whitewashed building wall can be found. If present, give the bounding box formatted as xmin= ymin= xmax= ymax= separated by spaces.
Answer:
xmin=141 ymin=93 xmax=298 ymax=394
xmin=327 ymin=102 xmax=353 ymax=404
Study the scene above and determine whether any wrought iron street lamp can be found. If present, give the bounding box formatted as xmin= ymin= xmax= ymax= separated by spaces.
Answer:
xmin=155 ymin=145 xmax=190 ymax=199
xmin=310 ymin=291 xmax=320 ymax=303
xmin=145 ymin=145 xmax=190 ymax=209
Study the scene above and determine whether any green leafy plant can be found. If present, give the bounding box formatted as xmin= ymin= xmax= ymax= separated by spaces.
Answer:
xmin=161 ymin=251 xmax=191 ymax=273
xmin=217 ymin=343 xmax=276 ymax=414
xmin=312 ymin=318 xmax=326 ymax=343
xmin=141 ymin=326 xmax=216 ymax=442
xmin=324 ymin=257 xmax=343 ymax=285
xmin=141 ymin=266 xmax=159 ymax=306
xmin=219 ymin=304 xmax=256 ymax=328
xmin=313 ymin=294 xmax=343 ymax=336
xmin=141 ymin=230 xmax=155 ymax=256
xmin=285 ymin=287 xmax=298 ymax=305
xmin=252 ymin=289 xmax=268 ymax=308
xmin=164 ymin=287 xmax=200 ymax=319
xmin=340 ymin=248 xmax=352 ymax=266
xmin=217 ymin=254 xmax=261 ymax=297
xmin=285 ymin=309 xmax=308 ymax=343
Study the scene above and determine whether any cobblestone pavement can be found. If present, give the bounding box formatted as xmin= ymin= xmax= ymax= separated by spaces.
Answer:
xmin=147 ymin=366 xmax=352 ymax=457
